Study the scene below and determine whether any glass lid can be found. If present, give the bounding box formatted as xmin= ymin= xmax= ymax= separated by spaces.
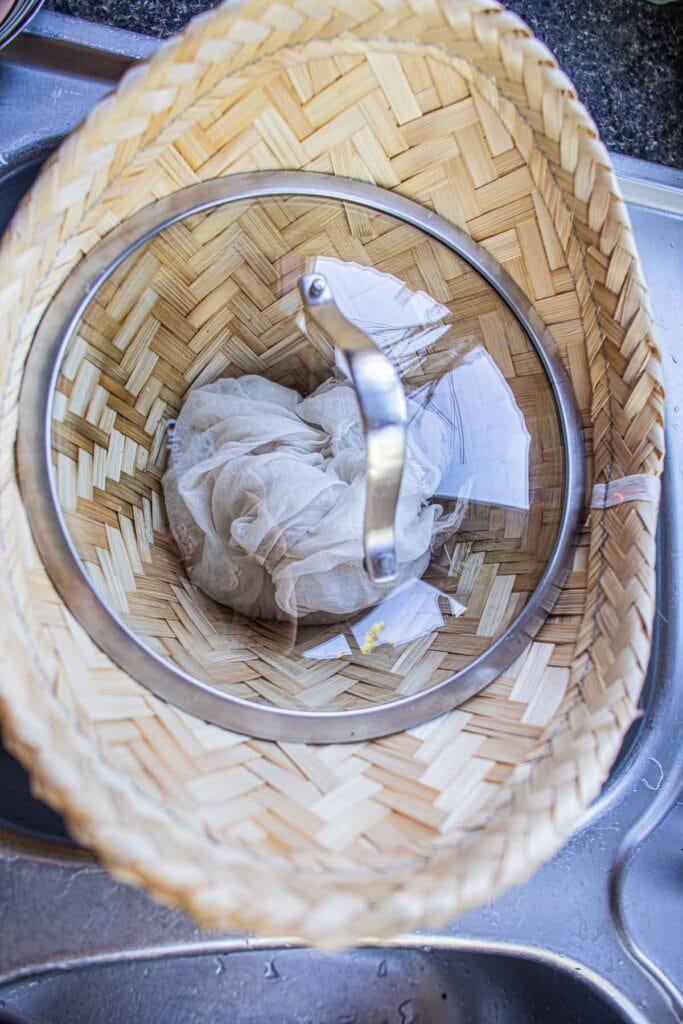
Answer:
xmin=18 ymin=174 xmax=584 ymax=742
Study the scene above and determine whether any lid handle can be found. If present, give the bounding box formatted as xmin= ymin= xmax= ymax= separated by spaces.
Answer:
xmin=299 ymin=272 xmax=407 ymax=585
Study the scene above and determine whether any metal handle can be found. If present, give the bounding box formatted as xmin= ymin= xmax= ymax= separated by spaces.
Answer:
xmin=299 ymin=272 xmax=407 ymax=585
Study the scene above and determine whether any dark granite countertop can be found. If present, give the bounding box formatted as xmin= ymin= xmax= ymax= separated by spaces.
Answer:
xmin=45 ymin=0 xmax=682 ymax=167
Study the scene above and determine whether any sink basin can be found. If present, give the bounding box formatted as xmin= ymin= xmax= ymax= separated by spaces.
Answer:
xmin=0 ymin=741 xmax=69 ymax=844
xmin=0 ymin=945 xmax=641 ymax=1024
xmin=0 ymin=153 xmax=47 ymax=236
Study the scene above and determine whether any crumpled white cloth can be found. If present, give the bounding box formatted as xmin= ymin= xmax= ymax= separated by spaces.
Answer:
xmin=163 ymin=374 xmax=458 ymax=623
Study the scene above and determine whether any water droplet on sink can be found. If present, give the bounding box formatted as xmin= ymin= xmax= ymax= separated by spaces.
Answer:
xmin=378 ymin=959 xmax=388 ymax=977
xmin=214 ymin=956 xmax=225 ymax=975
xmin=398 ymin=998 xmax=416 ymax=1024
xmin=264 ymin=958 xmax=279 ymax=979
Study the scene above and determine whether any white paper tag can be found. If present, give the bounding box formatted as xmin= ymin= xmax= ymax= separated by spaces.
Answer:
xmin=591 ymin=474 xmax=661 ymax=509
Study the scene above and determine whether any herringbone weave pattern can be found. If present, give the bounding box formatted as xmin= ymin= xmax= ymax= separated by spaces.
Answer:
xmin=53 ymin=193 xmax=564 ymax=711
xmin=0 ymin=0 xmax=663 ymax=945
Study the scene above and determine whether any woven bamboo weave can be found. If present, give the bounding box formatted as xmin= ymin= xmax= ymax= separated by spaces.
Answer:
xmin=0 ymin=0 xmax=663 ymax=945
xmin=53 ymin=195 xmax=565 ymax=712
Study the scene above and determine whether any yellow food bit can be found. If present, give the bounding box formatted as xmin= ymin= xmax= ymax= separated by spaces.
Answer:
xmin=360 ymin=621 xmax=384 ymax=654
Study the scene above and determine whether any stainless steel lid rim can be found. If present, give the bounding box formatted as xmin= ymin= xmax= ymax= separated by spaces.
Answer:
xmin=17 ymin=170 xmax=586 ymax=744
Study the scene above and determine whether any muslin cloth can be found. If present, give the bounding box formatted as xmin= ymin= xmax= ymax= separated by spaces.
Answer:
xmin=163 ymin=374 xmax=457 ymax=623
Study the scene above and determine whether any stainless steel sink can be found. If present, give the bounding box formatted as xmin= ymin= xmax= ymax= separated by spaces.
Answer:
xmin=0 ymin=943 xmax=651 ymax=1024
xmin=0 ymin=12 xmax=682 ymax=1024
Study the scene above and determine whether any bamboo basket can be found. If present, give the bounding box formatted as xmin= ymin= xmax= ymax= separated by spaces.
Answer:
xmin=0 ymin=0 xmax=663 ymax=946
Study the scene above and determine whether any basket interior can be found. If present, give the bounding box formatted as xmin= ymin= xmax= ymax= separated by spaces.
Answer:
xmin=51 ymin=194 xmax=565 ymax=715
